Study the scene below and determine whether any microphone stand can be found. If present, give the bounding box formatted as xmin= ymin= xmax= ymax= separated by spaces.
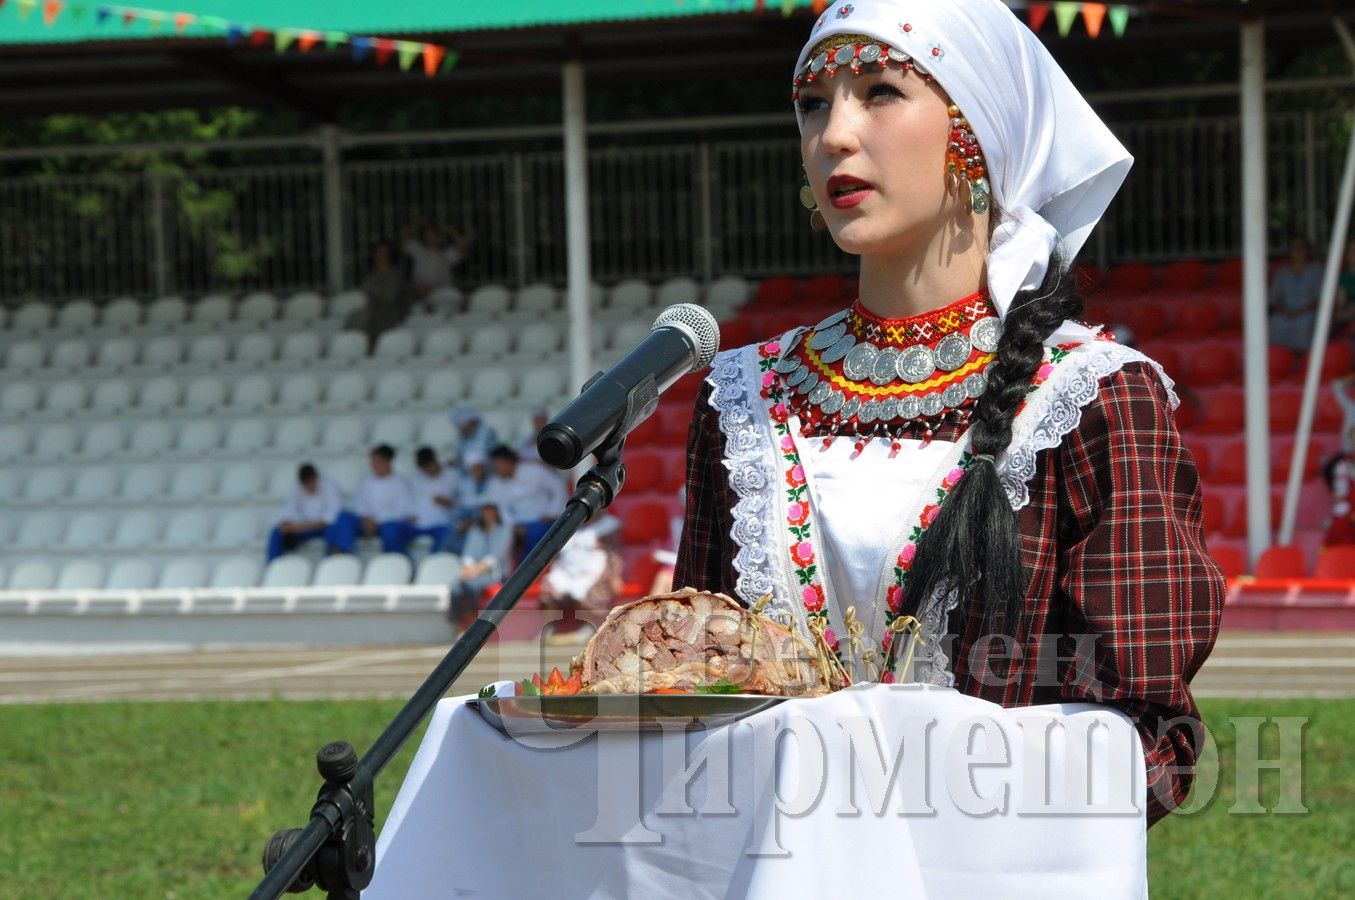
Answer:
xmin=251 ymin=440 xmax=627 ymax=900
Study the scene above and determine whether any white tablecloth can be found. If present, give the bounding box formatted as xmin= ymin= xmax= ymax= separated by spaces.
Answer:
xmin=369 ymin=684 xmax=1148 ymax=899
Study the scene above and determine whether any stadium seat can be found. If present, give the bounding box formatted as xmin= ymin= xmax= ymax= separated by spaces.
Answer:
xmin=0 ymin=425 xmax=29 ymax=460
xmin=72 ymin=466 xmax=119 ymax=502
xmin=519 ymin=366 xmax=564 ymax=404
xmin=363 ymin=553 xmax=413 ymax=586
xmin=517 ymin=322 xmax=561 ymax=355
xmin=51 ymin=338 xmax=92 ymax=370
xmin=219 ymin=463 xmax=265 ymax=499
xmin=1201 ymin=493 xmax=1225 ymax=534
xmin=283 ymin=291 xmax=324 ymax=323
xmin=1172 ymin=301 xmax=1221 ymax=338
xmin=142 ymin=336 xmax=184 ymax=369
xmin=224 ymin=418 xmax=270 ymax=454
xmin=272 ymin=417 xmax=319 ymax=453
xmin=627 ymin=413 xmax=662 ymax=447
xmin=1268 ymin=346 xmax=1295 ymax=382
xmin=24 ymin=467 xmax=69 ymax=502
xmin=277 ymin=373 xmax=323 ymax=409
xmin=177 ymin=421 xmax=223 ymax=455
xmin=1270 ymin=441 xmax=1319 ymax=482
xmin=64 ymin=513 xmax=112 ymax=550
xmin=321 ymin=416 xmax=368 ymax=451
xmin=1104 ymin=262 xmax=1154 ymax=295
xmin=420 ymin=326 xmax=462 ymax=360
xmin=0 ymin=382 xmax=40 ymax=415
xmin=414 ymin=553 xmax=462 ymax=588
xmin=238 ymin=291 xmax=278 ymax=323
xmin=624 ymin=452 xmax=661 ymax=493
xmin=619 ymin=502 xmax=671 ymax=544
xmin=138 ymin=377 xmax=181 ymax=412
xmin=146 ymin=296 xmax=187 ymax=326
xmin=234 ymin=333 xmax=276 ymax=365
xmin=172 ymin=375 xmax=225 ymax=414
xmin=91 ymin=380 xmax=134 ymax=413
xmin=1319 ymin=342 xmax=1353 ymax=381
xmin=425 ymin=286 xmax=464 ymax=312
xmin=371 ymin=414 xmax=416 ymax=447
xmin=213 ymin=510 xmax=259 ymax=547
xmin=515 ymin=283 xmax=558 ymax=315
xmin=105 ymin=559 xmax=157 ymax=591
xmin=170 ymin=464 xmax=217 ymax=499
xmin=752 ymin=277 xmax=797 ymax=308
xmin=95 ymin=338 xmax=138 ymax=370
xmin=120 ymin=467 xmax=168 ymax=503
xmin=1314 ymin=545 xmax=1355 ymax=578
xmin=34 ymin=425 xmax=79 ymax=459
xmin=14 ymin=513 xmax=64 ymax=550
xmin=262 ymin=555 xmax=313 ymax=588
xmin=101 ymin=297 xmax=142 ymax=330
xmin=9 ymin=560 xmax=56 ymax=591
xmin=803 ymin=274 xmax=848 ymax=306
xmin=229 ymin=374 xmax=275 ymax=411
xmin=609 ymin=320 xmax=650 ymax=352
xmin=56 ymin=560 xmax=104 ymax=590
xmin=267 ymin=463 xmax=301 ymax=498
xmin=1253 ymin=545 xmax=1306 ymax=578
xmin=329 ymin=290 xmax=367 ymax=321
xmin=1210 ymin=439 xmax=1248 ymax=484
xmin=211 ymin=556 xmax=263 ymax=589
xmin=470 ymin=324 xmax=512 ymax=358
xmin=1186 ymin=343 xmax=1238 ymax=386
xmin=280 ymin=331 xmax=324 ymax=364
xmin=325 ymin=372 xmax=370 ymax=408
xmin=1197 ymin=389 xmax=1245 ymax=433
xmin=419 ymin=416 xmax=459 ymax=451
xmin=1160 ymin=260 xmax=1206 ymax=292
xmin=12 ymin=303 xmax=53 ymax=333
xmin=163 ymin=511 xmax=212 ymax=547
xmin=469 ymin=368 xmax=514 ymax=404
xmin=158 ymin=559 xmax=208 ymax=590
xmin=313 ymin=554 xmax=362 ymax=587
xmin=608 ymin=279 xmax=652 ymax=311
xmin=193 ymin=294 xmax=233 ymax=326
xmin=4 ymin=341 xmax=45 ymax=372
xmin=129 ymin=421 xmax=175 ymax=456
xmin=45 ymin=380 xmax=88 ymax=415
xmin=468 ymin=284 xmax=513 ymax=316
xmin=422 ymin=370 xmax=466 ymax=405
xmin=187 ymin=335 xmax=231 ymax=367
xmin=374 ymin=372 xmax=418 ymax=406
xmin=656 ymin=276 xmax=700 ymax=308
xmin=327 ymin=330 xmax=369 ymax=363
xmin=1269 ymin=388 xmax=1302 ymax=431
xmin=1211 ymin=258 xmax=1243 ymax=290
xmin=706 ymin=275 xmax=751 ymax=312
xmin=374 ymin=329 xmax=417 ymax=362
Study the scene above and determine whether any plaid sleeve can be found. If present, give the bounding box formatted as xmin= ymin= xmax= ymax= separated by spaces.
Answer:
xmin=673 ymin=380 xmax=739 ymax=597
xmin=1054 ymin=361 xmax=1225 ymax=826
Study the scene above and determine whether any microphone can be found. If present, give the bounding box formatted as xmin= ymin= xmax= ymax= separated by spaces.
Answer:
xmin=537 ymin=303 xmax=720 ymax=470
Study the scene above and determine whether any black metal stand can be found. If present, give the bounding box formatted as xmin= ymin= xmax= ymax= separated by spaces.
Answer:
xmin=251 ymin=445 xmax=626 ymax=899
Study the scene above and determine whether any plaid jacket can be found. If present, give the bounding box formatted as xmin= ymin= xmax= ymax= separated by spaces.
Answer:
xmin=675 ymin=359 xmax=1224 ymax=826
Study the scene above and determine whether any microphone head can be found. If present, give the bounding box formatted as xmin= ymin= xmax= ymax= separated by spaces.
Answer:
xmin=652 ymin=303 xmax=720 ymax=371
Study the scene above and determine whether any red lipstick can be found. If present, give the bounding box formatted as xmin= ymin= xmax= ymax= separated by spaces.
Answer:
xmin=826 ymin=174 xmax=874 ymax=209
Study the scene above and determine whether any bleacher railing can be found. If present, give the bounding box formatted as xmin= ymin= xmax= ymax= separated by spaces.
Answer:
xmin=0 ymin=108 xmax=1347 ymax=302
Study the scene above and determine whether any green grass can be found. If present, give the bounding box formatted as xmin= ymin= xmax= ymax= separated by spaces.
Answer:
xmin=0 ymin=698 xmax=1350 ymax=898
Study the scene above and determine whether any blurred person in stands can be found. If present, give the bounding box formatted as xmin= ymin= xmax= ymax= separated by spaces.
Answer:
xmin=516 ymin=407 xmax=552 ymax=465
xmin=408 ymin=446 xmax=459 ymax=552
xmin=402 ymin=218 xmax=471 ymax=301
xmin=449 ymin=498 xmax=515 ymax=628
xmin=348 ymin=240 xmax=412 ymax=343
xmin=266 ymin=463 xmax=343 ymax=561
xmin=451 ymin=405 xmax=498 ymax=462
xmin=447 ymin=450 xmax=492 ymax=554
xmin=1334 ymin=374 xmax=1355 ymax=453
xmin=487 ymin=444 xmax=567 ymax=558
xmin=330 ymin=444 xmax=415 ymax=555
xmin=1322 ymin=442 xmax=1355 ymax=547
xmin=1269 ymin=234 xmax=1324 ymax=350
xmin=540 ymin=514 xmax=624 ymax=645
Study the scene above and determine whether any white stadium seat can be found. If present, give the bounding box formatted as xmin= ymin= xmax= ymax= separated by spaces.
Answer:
xmin=272 ymin=417 xmax=319 ymax=453
xmin=229 ymin=374 xmax=274 ymax=411
xmin=421 ymin=370 xmax=465 ymax=405
xmin=329 ymin=290 xmax=367 ymax=321
xmin=15 ymin=513 xmax=64 ymax=550
xmin=0 ymin=469 xmax=19 ymax=502
xmin=468 ymin=324 xmax=511 ymax=358
xmin=313 ymin=554 xmax=362 ymax=587
xmin=363 ymin=553 xmax=412 ymax=586
xmin=419 ymin=416 xmax=459 ymax=451
xmin=158 ymin=558 xmax=208 ymax=590
xmin=142 ymin=336 xmax=184 ymax=369
xmin=238 ymin=291 xmax=278 ymax=323
xmin=112 ymin=510 xmax=161 ymax=547
xmin=262 ymin=555 xmax=312 ymax=588
xmin=425 ymin=286 xmax=463 ymax=311
xmin=45 ymin=380 xmax=88 ymax=415
xmin=34 ymin=425 xmax=79 ymax=459
xmin=268 ymin=463 xmax=302 ymax=498
xmin=105 ymin=559 xmax=157 ymax=591
xmin=514 ymin=283 xmax=558 ymax=315
xmin=57 ymin=560 xmax=105 ymax=590
xmin=609 ymin=319 xmax=650 ymax=351
xmin=101 ymin=297 xmax=143 ymax=330
xmin=5 ymin=341 xmax=45 ymax=371
xmin=371 ymin=414 xmax=415 ymax=448
xmin=1 ymin=382 xmax=40 ymax=414
xmin=518 ymin=366 xmax=564 ymax=404
xmin=9 ymin=560 xmax=56 ymax=591
xmin=51 ymin=338 xmax=92 ymax=370
xmin=324 ymin=459 xmax=365 ymax=493
xmin=224 ymin=419 xmax=270 ymax=453
xmin=211 ymin=556 xmax=262 ymax=589
xmin=321 ymin=416 xmax=368 ymax=451
xmin=138 ymin=377 xmax=181 ymax=412
xmin=608 ymin=278 xmax=652 ymax=310
xmin=219 ymin=463 xmax=265 ymax=499
xmin=193 ymin=294 xmax=233 ymax=326
xmin=374 ymin=328 xmax=417 ymax=362
xmin=96 ymin=338 xmax=138 ymax=370
xmin=13 ymin=303 xmax=54 ymax=332
xmin=71 ymin=466 xmax=119 ymax=501
xmin=419 ymin=325 xmax=462 ymax=360
xmin=81 ymin=421 xmax=126 ymax=456
xmin=120 ymin=467 xmax=168 ymax=502
xmin=129 ymin=421 xmax=175 ymax=456
xmin=0 ymin=425 xmax=29 ymax=460
xmin=277 ymin=373 xmax=323 ymax=409
xmin=57 ymin=300 xmax=98 ymax=332
xmin=414 ymin=552 xmax=462 ymax=587
xmin=90 ymin=380 xmax=134 ymax=413
xmin=325 ymin=372 xmax=369 ymax=408
xmin=283 ymin=291 xmax=324 ymax=323
xmin=467 ymin=284 xmax=512 ymax=316
xmin=213 ymin=509 xmax=258 ymax=547
xmin=170 ymin=464 xmax=217 ymax=499
xmin=25 ymin=467 xmax=69 ymax=501
xmin=183 ymin=376 xmax=228 ymax=412
xmin=374 ymin=372 xmax=417 ymax=406
xmin=516 ymin=322 xmax=561 ymax=355
xmin=163 ymin=510 xmax=211 ymax=546
xmin=280 ymin=331 xmax=323 ymax=364
xmin=64 ymin=513 xmax=112 ymax=550
xmin=234 ymin=333 xmax=276 ymax=365
xmin=656 ymin=276 xmax=701 ymax=307
xmin=187 ymin=335 xmax=230 ymax=367
xmin=176 ymin=420 xmax=223 ymax=455
xmin=327 ymin=330 xmax=368 ymax=364
xmin=706 ymin=275 xmax=751 ymax=311
xmin=468 ymin=367 xmax=514 ymax=404
xmin=146 ymin=296 xmax=188 ymax=326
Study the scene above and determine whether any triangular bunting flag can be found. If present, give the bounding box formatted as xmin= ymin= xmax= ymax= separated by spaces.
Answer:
xmin=18 ymin=0 xmax=39 ymax=22
xmin=274 ymin=29 xmax=295 ymax=53
xmin=95 ymin=6 xmax=110 ymax=24
xmin=1053 ymin=1 xmax=1080 ymax=37
xmin=782 ymin=0 xmax=795 ymax=16
xmin=441 ymin=50 xmax=459 ymax=72
xmin=226 ymin=24 xmax=244 ymax=46
xmin=397 ymin=42 xmax=418 ymax=71
xmin=422 ymin=43 xmax=444 ymax=77
xmin=147 ymin=13 xmax=163 ymax=34
xmin=374 ymin=38 xmax=395 ymax=67
xmin=1108 ymin=5 xmax=1131 ymax=37
xmin=42 ymin=0 xmax=62 ymax=25
xmin=122 ymin=9 xmax=135 ymax=26
xmin=71 ymin=2 xmax=87 ymax=21
xmin=1027 ymin=2 xmax=1050 ymax=33
xmin=812 ymin=0 xmax=828 ymax=14
xmin=351 ymin=36 xmax=373 ymax=62
xmin=298 ymin=31 xmax=319 ymax=52
xmin=249 ymin=28 xmax=270 ymax=48
xmin=173 ymin=13 xmax=194 ymax=34
xmin=1082 ymin=3 xmax=1107 ymax=38
xmin=325 ymin=31 xmax=346 ymax=50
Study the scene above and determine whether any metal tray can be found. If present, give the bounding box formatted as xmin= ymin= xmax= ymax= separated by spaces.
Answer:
xmin=468 ymin=693 xmax=790 ymax=734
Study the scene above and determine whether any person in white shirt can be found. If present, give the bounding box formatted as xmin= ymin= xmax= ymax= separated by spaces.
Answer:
xmin=266 ymin=463 xmax=344 ymax=561
xmin=486 ymin=445 xmax=568 ymax=559
xmin=448 ymin=450 xmax=492 ymax=554
xmin=451 ymin=406 xmax=498 ymax=463
xmin=330 ymin=445 xmax=416 ymax=555
xmin=401 ymin=221 xmax=470 ymax=300
xmin=409 ymin=446 xmax=460 ymax=552
xmin=450 ymin=498 xmax=515 ymax=628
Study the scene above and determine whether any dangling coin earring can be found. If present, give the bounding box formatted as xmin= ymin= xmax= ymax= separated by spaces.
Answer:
xmin=800 ymin=172 xmax=827 ymax=232
xmin=946 ymin=104 xmax=991 ymax=216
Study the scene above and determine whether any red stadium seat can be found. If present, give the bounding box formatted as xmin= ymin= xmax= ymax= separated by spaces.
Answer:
xmin=803 ymin=274 xmax=847 ymax=306
xmin=1137 ymin=343 xmax=1180 ymax=377
xmin=1116 ymin=299 xmax=1168 ymax=340
xmin=1319 ymin=342 xmax=1353 ymax=381
xmin=1213 ymin=258 xmax=1243 ymax=289
xmin=1072 ymin=263 xmax=1104 ymax=297
xmin=660 ymin=406 xmax=693 ymax=443
xmin=752 ymin=277 xmax=797 ymax=308
xmin=1270 ymin=441 xmax=1319 ymax=482
xmin=1197 ymin=389 xmax=1244 ymax=434
xmin=624 ymin=452 xmax=661 ymax=493
xmin=667 ymin=372 xmax=704 ymax=405
xmin=1161 ymin=260 xmax=1206 ymax=292
xmin=1211 ymin=440 xmax=1247 ymax=483
xmin=1253 ymin=545 xmax=1307 ymax=578
xmin=1316 ymin=391 xmax=1344 ymax=432
xmin=1173 ymin=300 xmax=1221 ymax=337
xmin=1201 ymin=492 xmax=1225 ymax=533
xmin=1314 ymin=545 xmax=1355 ymax=578
xmin=619 ymin=502 xmax=671 ymax=545
xmin=1187 ymin=343 xmax=1239 ymax=386
xmin=1268 ymin=345 xmax=1295 ymax=382
xmin=718 ymin=319 xmax=753 ymax=349
xmin=627 ymin=413 xmax=662 ymax=447
xmin=1269 ymin=388 xmax=1302 ymax=432
xmin=1209 ymin=546 xmax=1246 ymax=579
xmin=1104 ymin=262 xmax=1154 ymax=296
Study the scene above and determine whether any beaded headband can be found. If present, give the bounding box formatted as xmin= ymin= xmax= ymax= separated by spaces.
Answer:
xmin=790 ymin=33 xmax=933 ymax=104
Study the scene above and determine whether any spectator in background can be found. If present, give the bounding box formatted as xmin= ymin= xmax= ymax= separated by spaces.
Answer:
xmin=1334 ymin=375 xmax=1355 ymax=453
xmin=402 ymin=219 xmax=471 ymax=301
xmin=1269 ymin=235 xmax=1324 ymax=351
xmin=451 ymin=406 xmax=498 ymax=463
xmin=1336 ymin=237 xmax=1355 ymax=335
xmin=348 ymin=241 xmax=411 ymax=343
xmin=1323 ymin=443 xmax=1355 ymax=548
xmin=266 ymin=463 xmax=343 ymax=561
xmin=330 ymin=444 xmax=415 ymax=555
xmin=540 ymin=515 xmax=624 ymax=645
xmin=487 ymin=444 xmax=567 ymax=558
xmin=516 ymin=408 xmax=551 ymax=465
xmin=450 ymin=499 xmax=515 ymax=629
xmin=408 ymin=446 xmax=459 ymax=552
xmin=447 ymin=450 xmax=492 ymax=554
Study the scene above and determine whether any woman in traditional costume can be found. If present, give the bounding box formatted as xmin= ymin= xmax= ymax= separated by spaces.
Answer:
xmin=674 ymin=0 xmax=1224 ymax=826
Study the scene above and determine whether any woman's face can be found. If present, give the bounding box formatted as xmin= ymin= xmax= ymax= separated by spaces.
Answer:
xmin=798 ymin=64 xmax=959 ymax=257
xmin=480 ymin=505 xmax=500 ymax=528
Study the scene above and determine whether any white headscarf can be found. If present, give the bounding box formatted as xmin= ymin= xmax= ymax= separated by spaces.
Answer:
xmin=794 ymin=0 xmax=1132 ymax=337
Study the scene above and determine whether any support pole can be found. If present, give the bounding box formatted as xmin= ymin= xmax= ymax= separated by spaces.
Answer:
xmin=320 ymin=125 xmax=345 ymax=295
xmin=1240 ymin=20 xmax=1271 ymax=564
xmin=563 ymin=60 xmax=594 ymax=410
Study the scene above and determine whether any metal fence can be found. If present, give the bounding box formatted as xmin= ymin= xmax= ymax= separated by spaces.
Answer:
xmin=0 ymin=108 xmax=1348 ymax=302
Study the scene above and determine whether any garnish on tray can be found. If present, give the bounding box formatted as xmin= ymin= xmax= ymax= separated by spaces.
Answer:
xmin=518 ymin=666 xmax=583 ymax=696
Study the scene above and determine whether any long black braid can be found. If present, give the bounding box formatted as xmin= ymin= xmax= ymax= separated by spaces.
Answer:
xmin=901 ymin=258 xmax=1084 ymax=636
